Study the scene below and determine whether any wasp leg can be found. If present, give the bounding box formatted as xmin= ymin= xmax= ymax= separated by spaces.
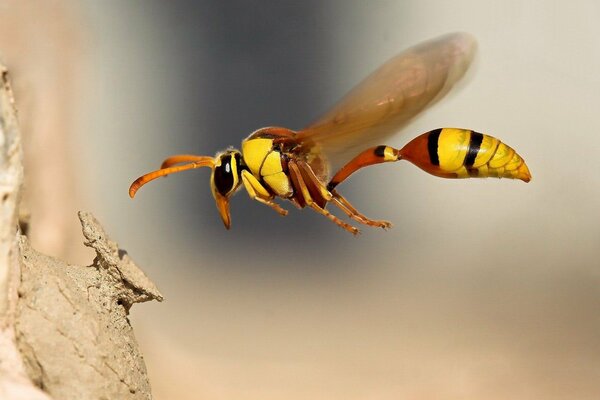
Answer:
xmin=240 ymin=170 xmax=288 ymax=216
xmin=295 ymin=160 xmax=332 ymax=207
xmin=327 ymin=145 xmax=401 ymax=191
xmin=296 ymin=160 xmax=390 ymax=229
xmin=288 ymin=161 xmax=359 ymax=235
xmin=330 ymin=189 xmax=392 ymax=229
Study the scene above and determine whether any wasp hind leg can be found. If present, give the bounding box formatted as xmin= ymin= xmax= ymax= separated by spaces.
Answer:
xmin=329 ymin=190 xmax=392 ymax=229
xmin=324 ymin=145 xmax=399 ymax=229
xmin=240 ymin=170 xmax=288 ymax=216
xmin=288 ymin=161 xmax=359 ymax=235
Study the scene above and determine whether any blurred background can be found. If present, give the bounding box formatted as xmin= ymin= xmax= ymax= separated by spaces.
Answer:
xmin=1 ymin=0 xmax=599 ymax=399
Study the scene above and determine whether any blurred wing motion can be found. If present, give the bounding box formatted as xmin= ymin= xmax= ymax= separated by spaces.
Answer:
xmin=297 ymin=32 xmax=477 ymax=166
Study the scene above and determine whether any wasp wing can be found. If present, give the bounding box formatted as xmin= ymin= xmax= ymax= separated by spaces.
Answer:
xmin=297 ymin=32 xmax=477 ymax=170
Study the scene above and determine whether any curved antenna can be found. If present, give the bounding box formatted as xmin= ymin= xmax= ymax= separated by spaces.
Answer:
xmin=129 ymin=156 xmax=215 ymax=198
xmin=160 ymin=154 xmax=211 ymax=169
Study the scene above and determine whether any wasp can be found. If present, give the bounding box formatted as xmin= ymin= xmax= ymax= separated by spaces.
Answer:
xmin=129 ymin=32 xmax=531 ymax=235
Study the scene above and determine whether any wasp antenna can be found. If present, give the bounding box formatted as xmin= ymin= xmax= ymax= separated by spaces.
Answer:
xmin=160 ymin=155 xmax=214 ymax=169
xmin=129 ymin=158 xmax=215 ymax=198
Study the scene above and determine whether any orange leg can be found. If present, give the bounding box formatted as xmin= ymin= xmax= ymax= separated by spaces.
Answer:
xmin=288 ymin=161 xmax=359 ymax=235
xmin=294 ymin=159 xmax=388 ymax=228
xmin=327 ymin=145 xmax=401 ymax=190
xmin=240 ymin=170 xmax=288 ymax=217
xmin=329 ymin=190 xmax=392 ymax=229
xmin=295 ymin=160 xmax=332 ymax=208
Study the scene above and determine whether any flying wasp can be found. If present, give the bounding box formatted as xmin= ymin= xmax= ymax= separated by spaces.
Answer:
xmin=129 ymin=32 xmax=531 ymax=235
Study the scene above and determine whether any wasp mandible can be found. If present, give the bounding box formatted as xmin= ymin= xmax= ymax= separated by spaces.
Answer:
xmin=129 ymin=32 xmax=531 ymax=235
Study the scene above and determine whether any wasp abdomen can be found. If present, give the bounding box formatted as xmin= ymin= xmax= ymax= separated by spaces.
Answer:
xmin=400 ymin=128 xmax=531 ymax=182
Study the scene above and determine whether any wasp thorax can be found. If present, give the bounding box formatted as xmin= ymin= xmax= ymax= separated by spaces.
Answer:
xmin=212 ymin=150 xmax=242 ymax=196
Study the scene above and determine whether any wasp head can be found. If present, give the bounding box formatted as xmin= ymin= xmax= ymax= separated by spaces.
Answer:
xmin=210 ymin=149 xmax=243 ymax=229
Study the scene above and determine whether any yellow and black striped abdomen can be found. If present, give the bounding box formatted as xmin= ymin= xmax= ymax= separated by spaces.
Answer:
xmin=399 ymin=128 xmax=531 ymax=182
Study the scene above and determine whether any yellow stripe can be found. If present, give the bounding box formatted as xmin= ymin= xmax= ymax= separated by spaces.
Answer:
xmin=472 ymin=135 xmax=498 ymax=167
xmin=438 ymin=128 xmax=470 ymax=172
xmin=488 ymin=142 xmax=515 ymax=168
xmin=230 ymin=153 xmax=239 ymax=189
xmin=503 ymin=152 xmax=522 ymax=171
xmin=383 ymin=146 xmax=397 ymax=161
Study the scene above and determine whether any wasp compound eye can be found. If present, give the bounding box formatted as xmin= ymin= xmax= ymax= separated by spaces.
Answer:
xmin=214 ymin=155 xmax=235 ymax=196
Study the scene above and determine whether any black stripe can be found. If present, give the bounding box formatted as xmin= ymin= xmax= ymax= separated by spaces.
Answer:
xmin=468 ymin=168 xmax=479 ymax=177
xmin=374 ymin=145 xmax=387 ymax=158
xmin=465 ymin=131 xmax=483 ymax=167
xmin=427 ymin=129 xmax=442 ymax=166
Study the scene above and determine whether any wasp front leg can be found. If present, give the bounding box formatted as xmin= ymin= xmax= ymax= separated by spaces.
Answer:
xmin=240 ymin=170 xmax=288 ymax=216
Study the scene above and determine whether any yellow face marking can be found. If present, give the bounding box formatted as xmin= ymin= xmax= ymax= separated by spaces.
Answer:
xmin=229 ymin=153 xmax=240 ymax=190
xmin=473 ymin=135 xmax=499 ymax=167
xmin=438 ymin=128 xmax=470 ymax=171
xmin=488 ymin=142 xmax=515 ymax=168
xmin=242 ymin=138 xmax=273 ymax=176
xmin=261 ymin=151 xmax=284 ymax=176
xmin=264 ymin=172 xmax=293 ymax=197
